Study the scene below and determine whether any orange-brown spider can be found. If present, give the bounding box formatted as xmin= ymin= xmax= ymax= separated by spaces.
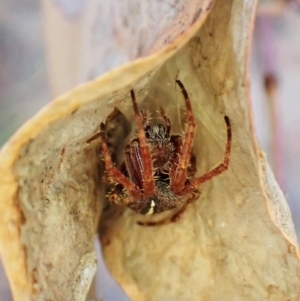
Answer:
xmin=99 ymin=80 xmax=232 ymax=226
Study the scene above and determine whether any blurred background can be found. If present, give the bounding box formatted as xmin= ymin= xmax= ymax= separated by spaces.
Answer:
xmin=0 ymin=0 xmax=300 ymax=300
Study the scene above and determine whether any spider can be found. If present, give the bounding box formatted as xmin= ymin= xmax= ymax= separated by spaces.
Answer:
xmin=99 ymin=80 xmax=232 ymax=226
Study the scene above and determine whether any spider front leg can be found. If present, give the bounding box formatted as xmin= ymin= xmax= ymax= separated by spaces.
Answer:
xmin=190 ymin=115 xmax=231 ymax=188
xmin=170 ymin=80 xmax=232 ymax=194
xmin=170 ymin=80 xmax=196 ymax=193
xmin=176 ymin=115 xmax=232 ymax=196
xmin=130 ymin=90 xmax=155 ymax=197
xmin=100 ymin=122 xmax=142 ymax=201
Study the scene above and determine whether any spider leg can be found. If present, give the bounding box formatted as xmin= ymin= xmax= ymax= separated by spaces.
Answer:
xmin=86 ymin=132 xmax=101 ymax=144
xmin=100 ymin=122 xmax=142 ymax=200
xmin=158 ymin=107 xmax=171 ymax=135
xmin=169 ymin=135 xmax=197 ymax=177
xmin=137 ymin=190 xmax=200 ymax=226
xmin=123 ymin=143 xmax=144 ymax=189
xmin=141 ymin=109 xmax=149 ymax=127
xmin=86 ymin=107 xmax=124 ymax=144
xmin=170 ymin=80 xmax=196 ymax=193
xmin=189 ymin=115 xmax=232 ymax=188
xmin=130 ymin=90 xmax=155 ymax=197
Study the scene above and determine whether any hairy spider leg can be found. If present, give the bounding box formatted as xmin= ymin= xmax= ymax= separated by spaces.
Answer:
xmin=168 ymin=134 xmax=182 ymax=168
xmin=137 ymin=190 xmax=200 ymax=226
xmin=140 ymin=109 xmax=149 ymax=127
xmin=130 ymin=90 xmax=155 ymax=197
xmin=86 ymin=107 xmax=123 ymax=144
xmin=158 ymin=107 xmax=171 ymax=135
xmin=188 ymin=115 xmax=232 ymax=189
xmin=100 ymin=122 xmax=142 ymax=201
xmin=86 ymin=131 xmax=101 ymax=144
xmin=123 ymin=143 xmax=145 ymax=189
xmin=170 ymin=80 xmax=197 ymax=193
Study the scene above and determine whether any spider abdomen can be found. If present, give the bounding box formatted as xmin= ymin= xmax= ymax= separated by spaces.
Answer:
xmin=126 ymin=180 xmax=183 ymax=215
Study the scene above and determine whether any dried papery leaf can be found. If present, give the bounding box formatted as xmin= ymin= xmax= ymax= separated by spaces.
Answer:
xmin=0 ymin=1 xmax=214 ymax=300
xmin=99 ymin=1 xmax=300 ymax=300
xmin=0 ymin=1 xmax=299 ymax=301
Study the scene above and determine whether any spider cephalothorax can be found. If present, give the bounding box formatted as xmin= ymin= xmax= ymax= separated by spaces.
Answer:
xmin=100 ymin=80 xmax=232 ymax=226
xmin=144 ymin=124 xmax=174 ymax=171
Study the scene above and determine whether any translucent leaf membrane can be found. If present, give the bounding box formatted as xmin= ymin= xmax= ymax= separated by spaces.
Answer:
xmin=0 ymin=0 xmax=299 ymax=300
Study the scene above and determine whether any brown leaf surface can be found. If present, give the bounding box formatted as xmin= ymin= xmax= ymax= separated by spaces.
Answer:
xmin=0 ymin=0 xmax=299 ymax=300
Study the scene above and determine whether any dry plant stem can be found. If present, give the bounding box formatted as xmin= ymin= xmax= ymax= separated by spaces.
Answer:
xmin=258 ymin=15 xmax=284 ymax=188
xmin=264 ymin=74 xmax=283 ymax=186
